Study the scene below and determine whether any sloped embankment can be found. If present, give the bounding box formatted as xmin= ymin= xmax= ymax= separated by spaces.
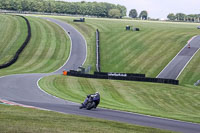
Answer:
xmin=0 ymin=15 xmax=31 ymax=69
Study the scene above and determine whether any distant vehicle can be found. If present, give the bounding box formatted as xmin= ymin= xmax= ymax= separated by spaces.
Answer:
xmin=197 ymin=26 xmax=200 ymax=29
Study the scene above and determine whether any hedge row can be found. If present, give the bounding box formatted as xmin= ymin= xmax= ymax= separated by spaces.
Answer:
xmin=67 ymin=70 xmax=179 ymax=85
xmin=0 ymin=15 xmax=31 ymax=69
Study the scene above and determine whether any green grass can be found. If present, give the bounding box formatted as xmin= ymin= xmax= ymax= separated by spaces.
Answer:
xmin=1 ymin=14 xmax=200 ymax=131
xmin=90 ymin=19 xmax=200 ymax=78
xmin=0 ymin=104 xmax=174 ymax=133
xmin=39 ymin=75 xmax=200 ymax=123
xmin=0 ymin=14 xmax=27 ymax=65
xmin=48 ymin=16 xmax=200 ymax=84
xmin=178 ymin=49 xmax=200 ymax=85
xmin=52 ymin=16 xmax=96 ymax=73
xmin=37 ymin=16 xmax=200 ymax=123
xmin=0 ymin=16 xmax=70 ymax=76
xmin=0 ymin=15 xmax=174 ymax=132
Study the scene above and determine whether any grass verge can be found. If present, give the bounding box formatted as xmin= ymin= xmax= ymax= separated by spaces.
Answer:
xmin=47 ymin=16 xmax=200 ymax=85
xmin=0 ymin=104 xmax=174 ymax=133
xmin=39 ymin=75 xmax=200 ymax=123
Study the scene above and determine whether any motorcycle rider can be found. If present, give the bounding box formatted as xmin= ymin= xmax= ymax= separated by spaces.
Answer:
xmin=79 ymin=92 xmax=100 ymax=109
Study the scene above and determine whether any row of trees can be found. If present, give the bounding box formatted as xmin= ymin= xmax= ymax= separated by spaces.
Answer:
xmin=129 ymin=9 xmax=148 ymax=20
xmin=0 ymin=0 xmax=127 ymax=18
xmin=167 ymin=13 xmax=200 ymax=22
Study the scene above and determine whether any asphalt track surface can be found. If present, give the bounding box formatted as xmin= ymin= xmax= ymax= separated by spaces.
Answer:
xmin=157 ymin=36 xmax=200 ymax=79
xmin=0 ymin=18 xmax=200 ymax=133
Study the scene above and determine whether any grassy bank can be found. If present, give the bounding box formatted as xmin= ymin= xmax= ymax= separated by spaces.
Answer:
xmin=0 ymin=15 xmax=174 ymax=132
xmin=39 ymin=75 xmax=200 ymax=123
xmin=89 ymin=19 xmax=200 ymax=77
xmin=1 ymin=14 xmax=199 ymax=132
xmin=0 ymin=16 xmax=70 ymax=76
xmin=51 ymin=16 xmax=200 ymax=85
xmin=0 ymin=14 xmax=27 ymax=65
xmin=0 ymin=104 xmax=174 ymax=133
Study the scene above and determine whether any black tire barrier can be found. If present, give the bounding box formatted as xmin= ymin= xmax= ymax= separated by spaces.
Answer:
xmin=67 ymin=70 xmax=179 ymax=85
xmin=94 ymin=72 xmax=145 ymax=78
xmin=96 ymin=29 xmax=100 ymax=72
xmin=0 ymin=15 xmax=31 ymax=69
xmin=134 ymin=28 xmax=140 ymax=31
xmin=73 ymin=18 xmax=85 ymax=22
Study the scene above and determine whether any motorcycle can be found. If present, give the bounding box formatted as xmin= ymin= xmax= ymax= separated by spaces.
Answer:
xmin=80 ymin=96 xmax=96 ymax=110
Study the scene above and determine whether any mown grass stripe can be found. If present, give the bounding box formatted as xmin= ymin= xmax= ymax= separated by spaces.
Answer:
xmin=101 ymin=29 xmax=159 ymax=72
xmin=0 ymin=104 xmax=173 ymax=133
xmin=43 ymin=20 xmax=69 ymax=72
xmin=1 ymin=16 xmax=20 ymax=57
xmin=108 ymin=30 xmax=165 ymax=71
xmin=39 ymin=75 xmax=200 ymax=123
xmin=83 ymin=17 xmax=200 ymax=82
xmin=133 ymin=32 xmax=177 ymax=74
xmin=0 ymin=15 xmax=27 ymax=65
xmin=26 ymin=19 xmax=57 ymax=72
xmin=0 ymin=16 xmax=11 ymax=50
xmin=8 ymin=18 xmax=46 ymax=72
xmin=0 ymin=16 xmax=69 ymax=76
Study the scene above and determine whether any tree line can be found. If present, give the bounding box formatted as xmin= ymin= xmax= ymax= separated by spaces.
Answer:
xmin=167 ymin=13 xmax=200 ymax=22
xmin=129 ymin=9 xmax=148 ymax=20
xmin=0 ymin=0 xmax=127 ymax=18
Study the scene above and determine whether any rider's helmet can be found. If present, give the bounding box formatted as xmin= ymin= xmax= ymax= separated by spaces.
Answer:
xmin=95 ymin=92 xmax=99 ymax=95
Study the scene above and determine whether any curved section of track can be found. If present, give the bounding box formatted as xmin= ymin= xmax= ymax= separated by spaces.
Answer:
xmin=0 ymin=18 xmax=200 ymax=133
xmin=41 ymin=17 xmax=87 ymax=73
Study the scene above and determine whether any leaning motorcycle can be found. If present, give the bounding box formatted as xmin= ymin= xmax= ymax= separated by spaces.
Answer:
xmin=80 ymin=96 xmax=96 ymax=110
xmin=85 ymin=96 xmax=96 ymax=110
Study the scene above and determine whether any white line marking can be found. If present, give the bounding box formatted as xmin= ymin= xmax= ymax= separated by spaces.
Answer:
xmin=65 ymin=21 xmax=87 ymax=66
xmin=2 ymin=16 xmax=199 ymax=127
xmin=176 ymin=48 xmax=200 ymax=79
xmin=36 ymin=77 xmax=78 ymax=105
xmin=156 ymin=35 xmax=198 ymax=78
xmin=41 ymin=18 xmax=73 ymax=73
xmin=45 ymin=18 xmax=87 ymax=72
xmin=1 ymin=97 xmax=200 ymax=126
xmin=99 ymin=107 xmax=200 ymax=126
xmin=52 ymin=20 xmax=73 ymax=72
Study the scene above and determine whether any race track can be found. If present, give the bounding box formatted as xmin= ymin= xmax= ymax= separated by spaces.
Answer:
xmin=157 ymin=36 xmax=200 ymax=79
xmin=0 ymin=17 xmax=200 ymax=133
